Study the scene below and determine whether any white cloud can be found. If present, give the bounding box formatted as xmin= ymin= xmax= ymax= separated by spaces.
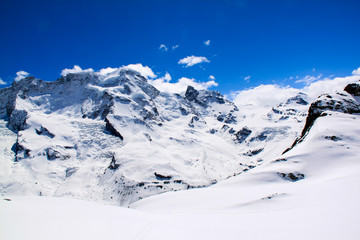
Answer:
xmin=163 ymin=72 xmax=172 ymax=82
xmin=0 ymin=78 xmax=6 ymax=85
xmin=149 ymin=74 xmax=218 ymax=94
xmin=231 ymin=84 xmax=299 ymax=108
xmin=244 ymin=75 xmax=251 ymax=82
xmin=61 ymin=65 xmax=94 ymax=76
xmin=121 ymin=63 xmax=157 ymax=79
xmin=303 ymin=75 xmax=359 ymax=99
xmin=172 ymin=45 xmax=179 ymax=50
xmin=95 ymin=64 xmax=157 ymax=82
xmin=159 ymin=44 xmax=168 ymax=52
xmin=208 ymin=75 xmax=215 ymax=80
xmin=15 ymin=70 xmax=30 ymax=81
xmin=178 ymin=56 xmax=210 ymax=67
xmin=352 ymin=67 xmax=360 ymax=75
xmin=230 ymin=74 xmax=359 ymax=109
xmin=295 ymin=74 xmax=323 ymax=85
xmin=204 ymin=40 xmax=210 ymax=46
xmin=98 ymin=67 xmax=118 ymax=76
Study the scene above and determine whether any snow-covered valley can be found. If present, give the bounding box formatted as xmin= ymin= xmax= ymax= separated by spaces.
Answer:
xmin=1 ymin=66 xmax=360 ymax=239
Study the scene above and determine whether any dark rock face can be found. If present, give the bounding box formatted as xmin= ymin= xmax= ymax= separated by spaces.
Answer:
xmin=11 ymin=141 xmax=30 ymax=161
xmin=188 ymin=116 xmax=200 ymax=128
xmin=185 ymin=85 xmax=229 ymax=108
xmin=185 ymin=86 xmax=199 ymax=101
xmin=344 ymin=83 xmax=360 ymax=96
xmin=65 ymin=167 xmax=77 ymax=178
xmin=217 ymin=113 xmax=237 ymax=124
xmin=285 ymin=93 xmax=308 ymax=105
xmin=105 ymin=118 xmax=124 ymax=140
xmin=9 ymin=110 xmax=29 ymax=132
xmin=45 ymin=148 xmax=61 ymax=161
xmin=283 ymin=91 xmax=360 ymax=154
xmin=197 ymin=90 xmax=226 ymax=105
xmin=154 ymin=172 xmax=172 ymax=180
xmin=243 ymin=148 xmax=264 ymax=156
xmin=35 ymin=126 xmax=55 ymax=138
xmin=325 ymin=136 xmax=342 ymax=141
xmin=108 ymin=155 xmax=120 ymax=170
xmin=250 ymin=130 xmax=271 ymax=142
xmin=278 ymin=172 xmax=305 ymax=182
xmin=235 ymin=127 xmax=252 ymax=143
xmin=301 ymin=93 xmax=360 ymax=138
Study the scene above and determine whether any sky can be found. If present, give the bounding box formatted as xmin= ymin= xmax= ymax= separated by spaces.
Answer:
xmin=0 ymin=0 xmax=360 ymax=94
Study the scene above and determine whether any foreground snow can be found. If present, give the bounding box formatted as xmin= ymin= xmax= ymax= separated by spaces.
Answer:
xmin=2 ymin=100 xmax=360 ymax=240
xmin=2 ymin=172 xmax=359 ymax=240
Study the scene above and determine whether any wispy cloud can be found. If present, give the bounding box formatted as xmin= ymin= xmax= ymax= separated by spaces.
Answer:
xmin=61 ymin=65 xmax=94 ymax=77
xmin=208 ymin=75 xmax=215 ymax=80
xmin=295 ymin=74 xmax=323 ymax=85
xmin=178 ymin=56 xmax=210 ymax=67
xmin=352 ymin=67 xmax=360 ymax=75
xmin=15 ymin=70 xmax=30 ymax=81
xmin=159 ymin=44 xmax=168 ymax=52
xmin=204 ymin=40 xmax=210 ymax=46
xmin=172 ymin=45 xmax=179 ymax=50
xmin=244 ymin=75 xmax=251 ymax=82
xmin=0 ymin=78 xmax=6 ymax=85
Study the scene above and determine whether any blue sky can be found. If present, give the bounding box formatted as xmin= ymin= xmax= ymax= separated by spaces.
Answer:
xmin=0 ymin=0 xmax=359 ymax=94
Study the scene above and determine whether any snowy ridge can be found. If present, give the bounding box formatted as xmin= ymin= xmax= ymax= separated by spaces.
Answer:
xmin=0 ymin=69 xmax=359 ymax=208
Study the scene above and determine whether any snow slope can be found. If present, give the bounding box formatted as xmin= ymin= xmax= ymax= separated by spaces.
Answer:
xmin=0 ymin=68 xmax=312 ymax=205
xmin=1 ymin=69 xmax=359 ymax=239
xmin=2 ymin=105 xmax=360 ymax=239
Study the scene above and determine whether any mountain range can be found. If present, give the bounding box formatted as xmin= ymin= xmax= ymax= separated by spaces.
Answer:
xmin=1 ymin=67 xmax=360 ymax=239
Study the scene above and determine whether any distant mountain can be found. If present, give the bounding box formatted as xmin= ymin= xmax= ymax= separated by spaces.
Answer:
xmin=0 ymin=68 xmax=359 ymax=206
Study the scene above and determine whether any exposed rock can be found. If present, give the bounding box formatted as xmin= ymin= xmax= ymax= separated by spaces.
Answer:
xmin=277 ymin=172 xmax=305 ymax=182
xmin=250 ymin=130 xmax=270 ymax=142
xmin=9 ymin=110 xmax=29 ymax=132
xmin=235 ymin=126 xmax=252 ymax=143
xmin=188 ymin=115 xmax=200 ymax=128
xmin=105 ymin=118 xmax=124 ymax=140
xmin=283 ymin=92 xmax=360 ymax=154
xmin=185 ymin=86 xmax=199 ymax=101
xmin=325 ymin=136 xmax=342 ymax=141
xmin=217 ymin=113 xmax=237 ymax=124
xmin=285 ymin=93 xmax=308 ymax=105
xmin=11 ymin=140 xmax=30 ymax=161
xmin=154 ymin=172 xmax=172 ymax=180
xmin=272 ymin=158 xmax=288 ymax=163
xmin=344 ymin=83 xmax=360 ymax=96
xmin=65 ymin=167 xmax=77 ymax=178
xmin=243 ymin=148 xmax=264 ymax=156
xmin=45 ymin=148 xmax=62 ymax=161
xmin=108 ymin=155 xmax=120 ymax=170
xmin=35 ymin=126 xmax=55 ymax=138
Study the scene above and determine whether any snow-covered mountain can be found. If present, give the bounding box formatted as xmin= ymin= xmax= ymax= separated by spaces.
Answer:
xmin=0 ymin=67 xmax=359 ymax=209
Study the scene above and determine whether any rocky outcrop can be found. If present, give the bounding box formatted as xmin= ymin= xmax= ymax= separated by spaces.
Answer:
xmin=35 ymin=126 xmax=55 ymax=138
xmin=235 ymin=126 xmax=252 ymax=143
xmin=9 ymin=110 xmax=29 ymax=132
xmin=283 ymin=90 xmax=360 ymax=154
xmin=278 ymin=172 xmax=305 ymax=182
xmin=105 ymin=118 xmax=124 ymax=140
xmin=344 ymin=82 xmax=360 ymax=96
